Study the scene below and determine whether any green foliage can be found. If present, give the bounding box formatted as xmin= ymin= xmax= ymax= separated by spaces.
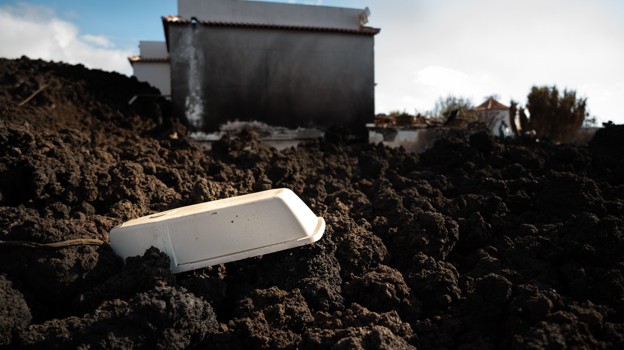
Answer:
xmin=519 ymin=107 xmax=530 ymax=133
xmin=526 ymin=85 xmax=588 ymax=141
xmin=432 ymin=95 xmax=475 ymax=121
xmin=583 ymin=115 xmax=598 ymax=127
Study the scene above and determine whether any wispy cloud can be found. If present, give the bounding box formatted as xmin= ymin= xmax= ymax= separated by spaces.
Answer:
xmin=63 ymin=9 xmax=79 ymax=19
xmin=0 ymin=2 xmax=134 ymax=75
xmin=81 ymin=34 xmax=114 ymax=48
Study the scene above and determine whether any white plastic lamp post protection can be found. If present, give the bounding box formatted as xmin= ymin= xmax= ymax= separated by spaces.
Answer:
xmin=110 ymin=188 xmax=325 ymax=273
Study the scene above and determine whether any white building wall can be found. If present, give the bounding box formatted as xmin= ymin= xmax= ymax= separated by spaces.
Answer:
xmin=368 ymin=125 xmax=477 ymax=154
xmin=493 ymin=110 xmax=509 ymax=136
xmin=133 ymin=62 xmax=171 ymax=96
xmin=139 ymin=41 xmax=169 ymax=58
xmin=178 ymin=0 xmax=364 ymax=30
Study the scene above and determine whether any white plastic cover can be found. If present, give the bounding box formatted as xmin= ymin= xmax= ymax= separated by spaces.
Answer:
xmin=110 ymin=188 xmax=325 ymax=273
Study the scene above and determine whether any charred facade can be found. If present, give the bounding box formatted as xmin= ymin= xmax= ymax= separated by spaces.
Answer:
xmin=166 ymin=21 xmax=377 ymax=136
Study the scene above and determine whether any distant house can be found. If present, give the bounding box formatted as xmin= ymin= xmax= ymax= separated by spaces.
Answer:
xmin=130 ymin=0 xmax=379 ymax=136
xmin=471 ymin=98 xmax=510 ymax=136
xmin=128 ymin=41 xmax=170 ymax=97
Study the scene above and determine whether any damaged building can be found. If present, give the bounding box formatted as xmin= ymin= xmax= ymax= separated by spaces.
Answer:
xmin=470 ymin=97 xmax=510 ymax=136
xmin=130 ymin=0 xmax=379 ymax=138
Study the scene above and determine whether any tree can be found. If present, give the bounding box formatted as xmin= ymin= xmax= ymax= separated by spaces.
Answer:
xmin=518 ymin=107 xmax=530 ymax=133
xmin=583 ymin=115 xmax=598 ymax=127
xmin=431 ymin=95 xmax=475 ymax=125
xmin=484 ymin=94 xmax=501 ymax=101
xmin=526 ymin=85 xmax=588 ymax=141
xmin=509 ymin=100 xmax=519 ymax=137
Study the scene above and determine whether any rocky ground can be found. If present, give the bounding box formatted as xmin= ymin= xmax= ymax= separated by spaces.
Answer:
xmin=0 ymin=57 xmax=623 ymax=349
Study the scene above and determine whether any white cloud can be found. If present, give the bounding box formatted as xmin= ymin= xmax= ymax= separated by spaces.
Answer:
xmin=371 ymin=0 xmax=624 ymax=123
xmin=375 ymin=66 xmax=503 ymax=114
xmin=0 ymin=3 xmax=135 ymax=75
xmin=2 ymin=2 xmax=53 ymax=21
xmin=81 ymin=34 xmax=113 ymax=48
xmin=414 ymin=66 xmax=477 ymax=94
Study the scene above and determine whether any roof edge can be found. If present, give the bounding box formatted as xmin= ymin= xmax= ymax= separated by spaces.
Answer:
xmin=128 ymin=56 xmax=170 ymax=65
xmin=471 ymin=97 xmax=510 ymax=111
xmin=161 ymin=15 xmax=381 ymax=35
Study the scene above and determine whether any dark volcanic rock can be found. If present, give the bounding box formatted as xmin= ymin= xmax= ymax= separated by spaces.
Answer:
xmin=72 ymin=246 xmax=176 ymax=315
xmin=0 ymin=275 xmax=32 ymax=346
xmin=17 ymin=286 xmax=217 ymax=350
xmin=344 ymin=265 xmax=421 ymax=322
xmin=302 ymin=303 xmax=417 ymax=349
xmin=200 ymin=287 xmax=314 ymax=349
xmin=1 ymin=57 xmax=624 ymax=349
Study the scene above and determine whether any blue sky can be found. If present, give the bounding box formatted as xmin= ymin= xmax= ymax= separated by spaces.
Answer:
xmin=1 ymin=0 xmax=623 ymax=123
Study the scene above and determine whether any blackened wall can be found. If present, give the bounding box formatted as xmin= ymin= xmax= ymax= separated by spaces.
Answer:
xmin=168 ymin=24 xmax=375 ymax=136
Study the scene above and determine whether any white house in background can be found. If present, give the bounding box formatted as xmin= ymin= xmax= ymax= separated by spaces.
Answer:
xmin=128 ymin=41 xmax=171 ymax=96
xmin=471 ymin=97 xmax=510 ymax=136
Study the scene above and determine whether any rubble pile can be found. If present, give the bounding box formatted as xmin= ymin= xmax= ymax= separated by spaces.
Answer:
xmin=1 ymin=57 xmax=623 ymax=349
xmin=374 ymin=112 xmax=487 ymax=132
xmin=374 ymin=113 xmax=440 ymax=128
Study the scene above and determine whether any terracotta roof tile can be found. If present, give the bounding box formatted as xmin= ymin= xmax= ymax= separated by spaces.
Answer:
xmin=472 ymin=97 xmax=509 ymax=111
xmin=128 ymin=56 xmax=170 ymax=65
xmin=161 ymin=15 xmax=381 ymax=35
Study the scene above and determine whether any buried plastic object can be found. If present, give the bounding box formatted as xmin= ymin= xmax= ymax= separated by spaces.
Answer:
xmin=110 ymin=189 xmax=325 ymax=273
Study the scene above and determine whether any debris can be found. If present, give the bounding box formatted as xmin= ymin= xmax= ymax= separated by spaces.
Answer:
xmin=0 ymin=239 xmax=104 ymax=249
xmin=17 ymin=81 xmax=49 ymax=107
xmin=110 ymin=189 xmax=325 ymax=273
